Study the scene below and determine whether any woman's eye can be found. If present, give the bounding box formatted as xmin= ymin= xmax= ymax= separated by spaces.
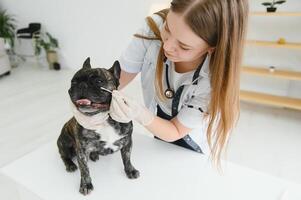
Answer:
xmin=180 ymin=46 xmax=190 ymax=51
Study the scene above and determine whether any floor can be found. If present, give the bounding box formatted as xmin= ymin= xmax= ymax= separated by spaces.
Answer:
xmin=0 ymin=62 xmax=300 ymax=197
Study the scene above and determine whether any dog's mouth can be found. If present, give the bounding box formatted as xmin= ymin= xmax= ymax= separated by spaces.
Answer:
xmin=73 ymin=98 xmax=110 ymax=116
xmin=75 ymin=99 xmax=110 ymax=110
xmin=74 ymin=99 xmax=110 ymax=116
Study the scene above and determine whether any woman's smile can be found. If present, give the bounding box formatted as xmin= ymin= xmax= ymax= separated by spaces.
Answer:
xmin=164 ymin=50 xmax=176 ymax=59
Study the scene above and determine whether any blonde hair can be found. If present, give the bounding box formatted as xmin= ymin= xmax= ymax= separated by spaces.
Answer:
xmin=134 ymin=0 xmax=249 ymax=167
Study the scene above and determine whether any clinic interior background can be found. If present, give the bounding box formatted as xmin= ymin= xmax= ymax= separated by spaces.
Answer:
xmin=1 ymin=0 xmax=300 ymax=98
xmin=0 ymin=0 xmax=301 ymax=185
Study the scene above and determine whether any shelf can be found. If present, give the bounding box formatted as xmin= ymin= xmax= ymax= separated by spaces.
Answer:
xmin=240 ymin=90 xmax=301 ymax=110
xmin=246 ymin=40 xmax=301 ymax=49
xmin=244 ymin=10 xmax=301 ymax=111
xmin=251 ymin=12 xmax=301 ymax=16
xmin=241 ymin=66 xmax=301 ymax=81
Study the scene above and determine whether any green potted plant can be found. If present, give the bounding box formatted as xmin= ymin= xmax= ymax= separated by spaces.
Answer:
xmin=262 ymin=0 xmax=286 ymax=12
xmin=34 ymin=32 xmax=61 ymax=70
xmin=0 ymin=9 xmax=16 ymax=75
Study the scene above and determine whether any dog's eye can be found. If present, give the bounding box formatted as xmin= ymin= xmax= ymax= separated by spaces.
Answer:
xmin=95 ymin=79 xmax=104 ymax=85
xmin=71 ymin=80 xmax=77 ymax=85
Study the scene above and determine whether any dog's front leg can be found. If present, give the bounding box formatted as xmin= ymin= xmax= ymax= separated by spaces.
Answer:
xmin=120 ymin=137 xmax=140 ymax=179
xmin=74 ymin=136 xmax=94 ymax=195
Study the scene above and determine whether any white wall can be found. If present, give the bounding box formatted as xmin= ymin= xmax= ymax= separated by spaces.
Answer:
xmin=1 ymin=0 xmax=300 ymax=98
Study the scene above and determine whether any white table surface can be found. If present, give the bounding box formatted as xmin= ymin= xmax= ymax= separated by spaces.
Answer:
xmin=1 ymin=132 xmax=300 ymax=200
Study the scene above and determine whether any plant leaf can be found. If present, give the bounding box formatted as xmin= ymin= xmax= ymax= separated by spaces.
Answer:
xmin=0 ymin=9 xmax=16 ymax=48
xmin=275 ymin=0 xmax=286 ymax=4
xmin=262 ymin=2 xmax=272 ymax=6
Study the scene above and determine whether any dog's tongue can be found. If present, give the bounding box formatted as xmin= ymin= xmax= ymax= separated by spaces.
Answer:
xmin=76 ymin=99 xmax=91 ymax=106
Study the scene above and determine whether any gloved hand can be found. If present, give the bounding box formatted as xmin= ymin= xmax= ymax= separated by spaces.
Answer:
xmin=109 ymin=90 xmax=155 ymax=126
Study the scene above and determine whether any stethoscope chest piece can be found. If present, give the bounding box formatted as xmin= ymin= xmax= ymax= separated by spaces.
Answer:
xmin=164 ymin=88 xmax=175 ymax=99
xmin=164 ymin=55 xmax=205 ymax=100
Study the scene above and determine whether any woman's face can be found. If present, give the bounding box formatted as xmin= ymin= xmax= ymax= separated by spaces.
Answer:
xmin=160 ymin=11 xmax=212 ymax=63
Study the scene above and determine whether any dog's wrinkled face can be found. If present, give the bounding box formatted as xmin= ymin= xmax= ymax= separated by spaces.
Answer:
xmin=69 ymin=57 xmax=121 ymax=116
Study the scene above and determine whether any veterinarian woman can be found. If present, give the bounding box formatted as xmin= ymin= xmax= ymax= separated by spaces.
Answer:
xmin=109 ymin=0 xmax=249 ymax=165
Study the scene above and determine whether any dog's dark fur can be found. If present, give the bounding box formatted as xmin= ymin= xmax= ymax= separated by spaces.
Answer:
xmin=57 ymin=58 xmax=139 ymax=195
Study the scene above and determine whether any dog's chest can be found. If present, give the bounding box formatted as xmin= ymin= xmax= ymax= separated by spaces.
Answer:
xmin=84 ymin=122 xmax=124 ymax=153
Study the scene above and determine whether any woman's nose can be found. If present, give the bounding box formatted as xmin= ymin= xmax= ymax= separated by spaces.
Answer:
xmin=163 ymin=37 xmax=177 ymax=53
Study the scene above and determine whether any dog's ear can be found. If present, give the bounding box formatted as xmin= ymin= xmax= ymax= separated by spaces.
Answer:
xmin=82 ymin=57 xmax=91 ymax=69
xmin=108 ymin=60 xmax=121 ymax=80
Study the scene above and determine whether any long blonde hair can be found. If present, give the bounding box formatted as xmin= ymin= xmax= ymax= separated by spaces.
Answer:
xmin=135 ymin=0 xmax=249 ymax=167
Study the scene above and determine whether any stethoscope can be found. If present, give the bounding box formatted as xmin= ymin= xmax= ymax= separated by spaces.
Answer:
xmin=161 ymin=56 xmax=207 ymax=154
xmin=164 ymin=56 xmax=206 ymax=99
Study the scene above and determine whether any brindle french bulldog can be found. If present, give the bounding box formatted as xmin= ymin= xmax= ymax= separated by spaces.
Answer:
xmin=57 ymin=57 xmax=139 ymax=195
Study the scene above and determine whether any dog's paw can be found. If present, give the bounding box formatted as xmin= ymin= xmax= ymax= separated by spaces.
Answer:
xmin=125 ymin=169 xmax=140 ymax=179
xmin=66 ymin=163 xmax=78 ymax=172
xmin=79 ymin=182 xmax=94 ymax=195
xmin=89 ymin=152 xmax=99 ymax=162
